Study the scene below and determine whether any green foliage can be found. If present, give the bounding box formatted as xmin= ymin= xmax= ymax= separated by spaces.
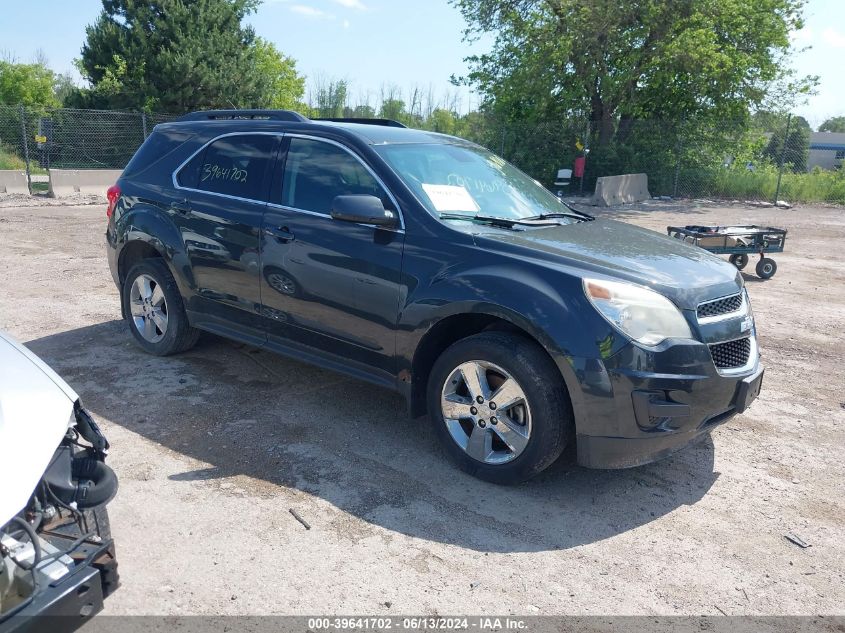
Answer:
xmin=0 ymin=143 xmax=27 ymax=169
xmin=311 ymin=78 xmax=349 ymax=118
xmin=252 ymin=37 xmax=306 ymax=110
xmin=74 ymin=0 xmax=302 ymax=112
xmin=762 ymin=115 xmax=810 ymax=173
xmin=0 ymin=61 xmax=59 ymax=107
xmin=819 ymin=116 xmax=845 ymax=133
xmin=452 ymin=0 xmax=812 ymax=146
xmin=679 ymin=163 xmax=845 ymax=203
xmin=379 ymin=98 xmax=406 ymax=121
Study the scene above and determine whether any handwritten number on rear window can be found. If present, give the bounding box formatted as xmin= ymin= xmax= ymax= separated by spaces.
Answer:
xmin=202 ymin=163 xmax=248 ymax=184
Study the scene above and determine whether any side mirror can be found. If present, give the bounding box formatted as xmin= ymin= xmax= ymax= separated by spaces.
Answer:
xmin=330 ymin=195 xmax=397 ymax=227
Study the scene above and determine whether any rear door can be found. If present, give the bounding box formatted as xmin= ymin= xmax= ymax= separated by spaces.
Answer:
xmin=259 ymin=135 xmax=405 ymax=380
xmin=174 ymin=133 xmax=280 ymax=339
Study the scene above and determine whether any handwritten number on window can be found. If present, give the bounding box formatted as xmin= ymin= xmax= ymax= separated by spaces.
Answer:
xmin=201 ymin=163 xmax=249 ymax=184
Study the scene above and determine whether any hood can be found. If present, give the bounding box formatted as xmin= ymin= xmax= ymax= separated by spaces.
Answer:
xmin=0 ymin=331 xmax=77 ymax=526
xmin=476 ymin=219 xmax=742 ymax=309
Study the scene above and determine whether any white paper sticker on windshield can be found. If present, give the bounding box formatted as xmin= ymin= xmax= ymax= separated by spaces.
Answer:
xmin=421 ymin=184 xmax=480 ymax=213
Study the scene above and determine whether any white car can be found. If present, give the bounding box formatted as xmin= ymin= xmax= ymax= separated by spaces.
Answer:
xmin=0 ymin=331 xmax=119 ymax=629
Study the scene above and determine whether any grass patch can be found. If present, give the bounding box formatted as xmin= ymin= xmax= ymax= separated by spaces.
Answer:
xmin=676 ymin=165 xmax=845 ymax=204
xmin=0 ymin=143 xmax=27 ymax=170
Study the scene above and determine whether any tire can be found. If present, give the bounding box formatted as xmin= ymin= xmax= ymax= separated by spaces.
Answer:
xmin=427 ymin=332 xmax=572 ymax=484
xmin=729 ymin=254 xmax=749 ymax=270
xmin=755 ymin=257 xmax=777 ymax=279
xmin=82 ymin=505 xmax=120 ymax=597
xmin=82 ymin=505 xmax=112 ymax=541
xmin=122 ymin=259 xmax=199 ymax=355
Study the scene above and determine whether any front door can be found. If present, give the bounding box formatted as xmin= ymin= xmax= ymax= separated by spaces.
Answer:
xmin=173 ymin=133 xmax=279 ymax=338
xmin=260 ymin=136 xmax=405 ymax=379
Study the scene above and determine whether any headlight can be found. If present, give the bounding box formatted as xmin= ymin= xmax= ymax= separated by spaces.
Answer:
xmin=583 ymin=278 xmax=693 ymax=347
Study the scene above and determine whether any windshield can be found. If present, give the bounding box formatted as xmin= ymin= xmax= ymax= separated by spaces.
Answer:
xmin=373 ymin=143 xmax=573 ymax=222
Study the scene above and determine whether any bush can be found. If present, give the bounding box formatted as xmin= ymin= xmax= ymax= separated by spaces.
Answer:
xmin=676 ymin=164 xmax=845 ymax=204
xmin=0 ymin=143 xmax=26 ymax=170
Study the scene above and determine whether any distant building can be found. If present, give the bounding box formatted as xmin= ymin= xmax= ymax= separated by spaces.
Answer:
xmin=808 ymin=132 xmax=845 ymax=171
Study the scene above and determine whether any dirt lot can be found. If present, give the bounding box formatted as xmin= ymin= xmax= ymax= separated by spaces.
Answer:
xmin=0 ymin=200 xmax=843 ymax=616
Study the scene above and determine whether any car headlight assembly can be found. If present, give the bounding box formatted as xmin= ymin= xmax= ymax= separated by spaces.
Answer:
xmin=583 ymin=278 xmax=693 ymax=347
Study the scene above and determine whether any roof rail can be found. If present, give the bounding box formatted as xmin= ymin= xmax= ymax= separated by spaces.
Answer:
xmin=177 ymin=109 xmax=308 ymax=122
xmin=312 ymin=118 xmax=407 ymax=128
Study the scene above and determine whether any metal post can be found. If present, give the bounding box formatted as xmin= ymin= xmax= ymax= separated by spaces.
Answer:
xmin=673 ymin=122 xmax=684 ymax=198
xmin=774 ymin=113 xmax=791 ymax=205
xmin=18 ymin=105 xmax=32 ymax=194
xmin=141 ymin=112 xmax=148 ymax=139
xmin=500 ymin=127 xmax=506 ymax=157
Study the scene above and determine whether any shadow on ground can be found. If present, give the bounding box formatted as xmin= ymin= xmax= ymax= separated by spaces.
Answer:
xmin=28 ymin=321 xmax=719 ymax=553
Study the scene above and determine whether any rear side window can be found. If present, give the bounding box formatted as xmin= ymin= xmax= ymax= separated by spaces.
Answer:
xmin=123 ymin=130 xmax=192 ymax=178
xmin=281 ymin=138 xmax=388 ymax=214
xmin=178 ymin=134 xmax=276 ymax=201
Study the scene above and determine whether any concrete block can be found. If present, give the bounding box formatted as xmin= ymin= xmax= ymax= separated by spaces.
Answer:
xmin=48 ymin=169 xmax=123 ymax=198
xmin=0 ymin=170 xmax=30 ymax=194
xmin=592 ymin=173 xmax=650 ymax=207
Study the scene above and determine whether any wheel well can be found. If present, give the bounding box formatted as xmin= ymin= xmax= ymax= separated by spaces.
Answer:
xmin=409 ymin=313 xmax=560 ymax=418
xmin=118 ymin=241 xmax=164 ymax=287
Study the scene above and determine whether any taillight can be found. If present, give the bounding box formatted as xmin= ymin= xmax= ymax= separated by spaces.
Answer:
xmin=106 ymin=184 xmax=121 ymax=219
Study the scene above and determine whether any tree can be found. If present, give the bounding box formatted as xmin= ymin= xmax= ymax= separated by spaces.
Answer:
xmin=311 ymin=78 xmax=349 ymax=118
xmin=0 ymin=60 xmax=58 ymax=107
xmin=819 ymin=116 xmax=845 ymax=133
xmin=252 ymin=37 xmax=305 ymax=110
xmin=379 ymin=98 xmax=406 ymax=122
xmin=452 ymin=0 xmax=813 ymax=146
xmin=75 ymin=0 xmax=300 ymax=112
xmin=763 ymin=115 xmax=810 ymax=172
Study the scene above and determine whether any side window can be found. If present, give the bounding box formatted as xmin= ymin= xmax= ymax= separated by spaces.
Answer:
xmin=176 ymin=148 xmax=203 ymax=188
xmin=177 ymin=135 xmax=276 ymax=201
xmin=281 ymin=138 xmax=389 ymax=214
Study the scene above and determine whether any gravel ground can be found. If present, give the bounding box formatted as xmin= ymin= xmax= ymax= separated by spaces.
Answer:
xmin=0 ymin=199 xmax=842 ymax=616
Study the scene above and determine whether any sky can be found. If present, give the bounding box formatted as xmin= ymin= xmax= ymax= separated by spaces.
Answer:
xmin=0 ymin=0 xmax=842 ymax=127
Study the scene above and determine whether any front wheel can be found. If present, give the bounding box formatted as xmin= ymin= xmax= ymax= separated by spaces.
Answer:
xmin=427 ymin=332 xmax=572 ymax=484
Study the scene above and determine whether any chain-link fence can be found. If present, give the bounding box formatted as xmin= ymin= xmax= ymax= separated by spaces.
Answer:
xmin=0 ymin=105 xmax=177 ymax=191
xmin=466 ymin=114 xmax=845 ymax=205
xmin=1 ymin=104 xmax=843 ymax=204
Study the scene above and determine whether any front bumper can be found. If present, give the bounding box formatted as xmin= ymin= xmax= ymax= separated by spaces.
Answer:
xmin=571 ymin=337 xmax=763 ymax=469
xmin=0 ymin=538 xmax=118 ymax=633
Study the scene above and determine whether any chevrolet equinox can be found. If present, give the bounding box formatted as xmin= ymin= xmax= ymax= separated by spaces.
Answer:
xmin=105 ymin=110 xmax=764 ymax=484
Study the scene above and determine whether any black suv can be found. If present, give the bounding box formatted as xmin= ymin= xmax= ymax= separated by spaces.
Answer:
xmin=106 ymin=109 xmax=763 ymax=484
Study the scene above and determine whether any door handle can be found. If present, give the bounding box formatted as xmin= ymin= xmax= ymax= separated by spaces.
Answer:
xmin=170 ymin=199 xmax=191 ymax=216
xmin=264 ymin=226 xmax=295 ymax=242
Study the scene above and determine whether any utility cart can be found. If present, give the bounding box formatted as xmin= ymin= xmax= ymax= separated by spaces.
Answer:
xmin=666 ymin=225 xmax=787 ymax=279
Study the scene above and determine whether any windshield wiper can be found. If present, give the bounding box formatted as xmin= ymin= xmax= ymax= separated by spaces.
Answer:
xmin=439 ymin=206 xmax=592 ymax=228
xmin=524 ymin=201 xmax=595 ymax=222
xmin=438 ymin=213 xmax=530 ymax=227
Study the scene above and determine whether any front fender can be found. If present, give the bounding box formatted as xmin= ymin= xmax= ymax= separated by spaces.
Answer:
xmin=397 ymin=262 xmax=619 ymax=434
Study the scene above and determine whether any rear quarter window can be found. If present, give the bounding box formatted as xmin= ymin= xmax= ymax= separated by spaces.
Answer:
xmin=122 ymin=130 xmax=193 ymax=178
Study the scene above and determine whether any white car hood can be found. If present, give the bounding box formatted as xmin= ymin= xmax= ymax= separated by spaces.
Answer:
xmin=0 ymin=331 xmax=77 ymax=526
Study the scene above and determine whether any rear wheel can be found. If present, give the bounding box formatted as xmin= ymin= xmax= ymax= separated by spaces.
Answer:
xmin=427 ymin=332 xmax=571 ymax=484
xmin=756 ymin=257 xmax=777 ymax=279
xmin=122 ymin=259 xmax=199 ymax=355
xmin=729 ymin=253 xmax=749 ymax=270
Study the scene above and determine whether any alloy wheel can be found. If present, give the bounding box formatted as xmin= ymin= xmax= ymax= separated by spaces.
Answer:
xmin=129 ymin=274 xmax=168 ymax=343
xmin=440 ymin=360 xmax=532 ymax=465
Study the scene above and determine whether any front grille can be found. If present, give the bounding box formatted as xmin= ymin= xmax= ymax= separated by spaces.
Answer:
xmin=709 ymin=337 xmax=751 ymax=369
xmin=698 ymin=293 xmax=743 ymax=319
